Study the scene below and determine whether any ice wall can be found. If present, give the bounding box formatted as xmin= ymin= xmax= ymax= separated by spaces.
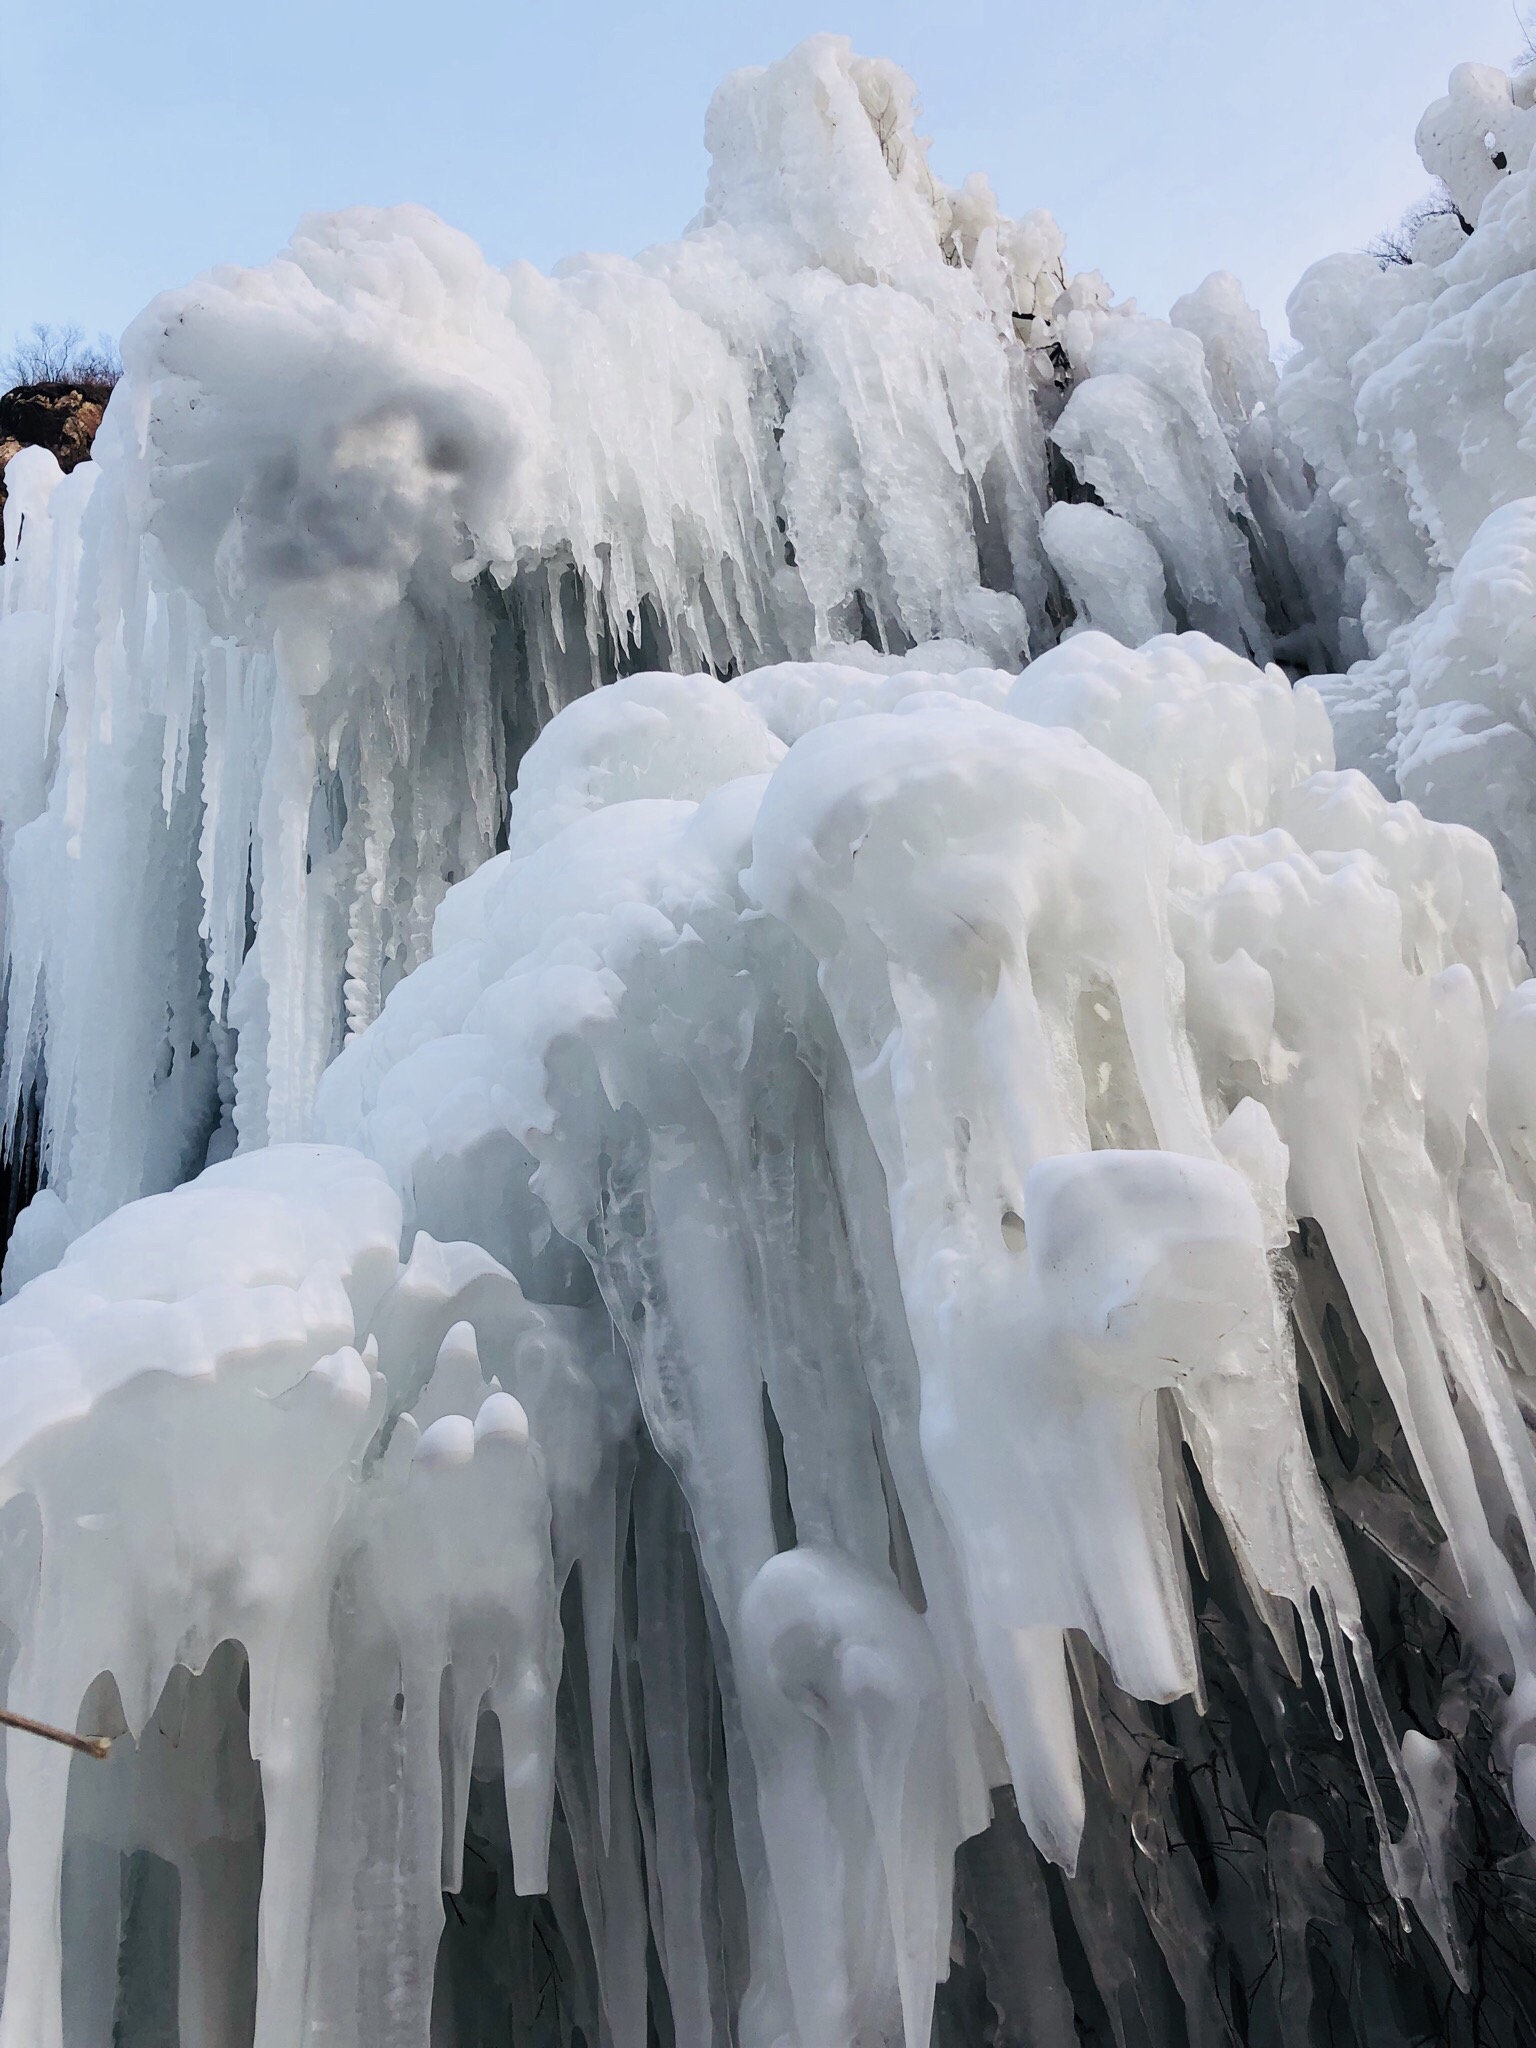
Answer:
xmin=1 ymin=31 xmax=1536 ymax=2048
xmin=1278 ymin=56 xmax=1536 ymax=945
xmin=0 ymin=634 xmax=1529 ymax=2042
xmin=0 ymin=34 xmax=1335 ymax=1240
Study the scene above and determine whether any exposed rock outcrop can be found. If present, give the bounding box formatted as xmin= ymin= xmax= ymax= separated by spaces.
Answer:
xmin=0 ymin=379 xmax=112 ymax=560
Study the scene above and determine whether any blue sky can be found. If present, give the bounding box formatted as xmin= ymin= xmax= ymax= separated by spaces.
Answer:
xmin=1 ymin=1 xmax=1525 ymax=361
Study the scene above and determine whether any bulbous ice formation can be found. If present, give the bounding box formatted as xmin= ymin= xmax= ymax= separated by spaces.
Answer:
xmin=2 ymin=32 xmax=1536 ymax=2048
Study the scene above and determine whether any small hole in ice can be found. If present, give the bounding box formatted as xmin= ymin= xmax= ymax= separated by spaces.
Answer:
xmin=1001 ymin=1210 xmax=1026 ymax=1253
xmin=427 ymin=434 xmax=470 ymax=474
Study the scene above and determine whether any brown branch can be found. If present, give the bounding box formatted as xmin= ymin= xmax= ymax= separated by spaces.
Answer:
xmin=0 ymin=1707 xmax=112 ymax=1759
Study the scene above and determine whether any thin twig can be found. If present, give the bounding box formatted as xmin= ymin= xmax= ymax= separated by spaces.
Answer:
xmin=0 ymin=1707 xmax=112 ymax=1759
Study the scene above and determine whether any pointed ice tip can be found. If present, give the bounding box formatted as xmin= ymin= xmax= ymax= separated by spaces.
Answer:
xmin=474 ymin=1390 xmax=530 ymax=1448
xmin=412 ymin=1412 xmax=477 ymax=1471
xmin=309 ymin=1345 xmax=374 ymax=1409
xmin=436 ymin=1319 xmax=480 ymax=1369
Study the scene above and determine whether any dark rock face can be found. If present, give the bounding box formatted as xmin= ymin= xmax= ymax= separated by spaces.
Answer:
xmin=0 ymin=379 xmax=113 ymax=561
xmin=0 ymin=378 xmax=110 ymax=472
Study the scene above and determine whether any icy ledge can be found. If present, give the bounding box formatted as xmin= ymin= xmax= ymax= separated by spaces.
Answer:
xmin=0 ymin=635 xmax=1532 ymax=2044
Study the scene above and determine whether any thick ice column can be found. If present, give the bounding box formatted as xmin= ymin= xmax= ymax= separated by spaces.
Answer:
xmin=1050 ymin=317 xmax=1272 ymax=661
xmin=1040 ymin=501 xmax=1172 ymax=646
xmin=1379 ymin=499 xmax=1536 ymax=948
xmin=307 ymin=1349 xmax=556 ymax=2048
xmin=738 ymin=1545 xmax=961 ymax=2048
xmin=743 ymin=700 xmax=1372 ymax=1872
xmin=0 ymin=1675 xmax=100 ymax=2048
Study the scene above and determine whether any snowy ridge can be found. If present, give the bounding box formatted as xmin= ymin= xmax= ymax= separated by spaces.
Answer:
xmin=1 ymin=32 xmax=1536 ymax=2048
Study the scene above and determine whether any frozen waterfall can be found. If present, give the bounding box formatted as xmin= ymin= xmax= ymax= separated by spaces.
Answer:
xmin=1 ymin=30 xmax=1536 ymax=2048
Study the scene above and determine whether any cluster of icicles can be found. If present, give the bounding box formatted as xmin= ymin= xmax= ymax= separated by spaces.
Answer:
xmin=0 ymin=631 xmax=1532 ymax=2046
xmin=0 ymin=31 xmax=1344 ymax=1248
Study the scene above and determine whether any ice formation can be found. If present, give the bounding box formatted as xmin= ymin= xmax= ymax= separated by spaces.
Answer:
xmin=1277 ymin=57 xmax=1536 ymax=946
xmin=0 ymin=33 xmax=1349 ymax=1238
xmin=2 ymin=30 xmax=1536 ymax=2048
